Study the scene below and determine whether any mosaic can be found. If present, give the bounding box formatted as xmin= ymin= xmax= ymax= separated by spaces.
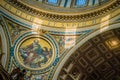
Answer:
xmin=15 ymin=36 xmax=55 ymax=70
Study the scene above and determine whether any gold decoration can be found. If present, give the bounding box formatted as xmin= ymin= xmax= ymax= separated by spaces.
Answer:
xmin=5 ymin=0 xmax=120 ymax=22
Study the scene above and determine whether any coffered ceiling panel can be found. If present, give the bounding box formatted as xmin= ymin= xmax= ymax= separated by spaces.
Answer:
xmin=58 ymin=28 xmax=120 ymax=80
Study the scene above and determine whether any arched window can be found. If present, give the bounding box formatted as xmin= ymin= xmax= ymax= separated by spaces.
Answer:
xmin=76 ymin=0 xmax=86 ymax=6
xmin=48 ymin=0 xmax=58 ymax=4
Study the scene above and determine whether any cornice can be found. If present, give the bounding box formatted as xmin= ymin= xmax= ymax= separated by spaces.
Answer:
xmin=5 ymin=0 xmax=120 ymax=22
xmin=0 ymin=0 xmax=120 ymax=29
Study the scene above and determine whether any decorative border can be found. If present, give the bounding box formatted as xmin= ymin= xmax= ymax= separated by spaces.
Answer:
xmin=0 ymin=0 xmax=120 ymax=28
xmin=13 ymin=32 xmax=59 ymax=73
xmin=5 ymin=0 xmax=120 ymax=22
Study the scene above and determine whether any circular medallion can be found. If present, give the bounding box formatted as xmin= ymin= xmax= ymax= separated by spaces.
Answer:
xmin=15 ymin=35 xmax=56 ymax=71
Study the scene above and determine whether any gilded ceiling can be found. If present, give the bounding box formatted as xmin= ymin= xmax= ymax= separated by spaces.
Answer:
xmin=0 ymin=0 xmax=120 ymax=80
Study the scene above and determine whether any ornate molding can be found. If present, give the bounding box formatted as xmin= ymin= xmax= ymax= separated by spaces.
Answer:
xmin=5 ymin=0 xmax=120 ymax=22
xmin=19 ymin=0 xmax=112 ymax=13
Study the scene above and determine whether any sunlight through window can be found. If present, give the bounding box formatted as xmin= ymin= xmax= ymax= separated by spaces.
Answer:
xmin=48 ymin=0 xmax=58 ymax=4
xmin=76 ymin=0 xmax=86 ymax=6
xmin=100 ymin=15 xmax=110 ymax=32
xmin=64 ymin=29 xmax=77 ymax=49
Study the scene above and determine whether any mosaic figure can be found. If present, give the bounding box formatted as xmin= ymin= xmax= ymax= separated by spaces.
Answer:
xmin=19 ymin=39 xmax=52 ymax=68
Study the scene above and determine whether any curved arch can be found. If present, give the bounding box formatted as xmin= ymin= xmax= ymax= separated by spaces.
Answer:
xmin=0 ymin=25 xmax=9 ymax=68
xmin=52 ymin=23 xmax=120 ymax=80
